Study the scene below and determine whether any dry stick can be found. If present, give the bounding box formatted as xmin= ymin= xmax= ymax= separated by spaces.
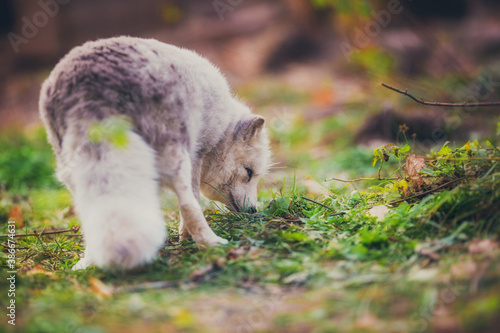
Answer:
xmin=378 ymin=178 xmax=463 ymax=208
xmin=325 ymin=176 xmax=400 ymax=183
xmin=381 ymin=83 xmax=500 ymax=107
xmin=0 ymin=226 xmax=80 ymax=239
xmin=301 ymin=196 xmax=336 ymax=211
xmin=325 ymin=178 xmax=464 ymax=219
xmin=425 ymin=157 xmax=500 ymax=161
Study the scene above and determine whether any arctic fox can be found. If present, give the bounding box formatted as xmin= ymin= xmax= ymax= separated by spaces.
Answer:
xmin=39 ymin=36 xmax=270 ymax=270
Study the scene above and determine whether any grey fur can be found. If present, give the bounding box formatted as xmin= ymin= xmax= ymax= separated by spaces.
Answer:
xmin=39 ymin=36 xmax=270 ymax=269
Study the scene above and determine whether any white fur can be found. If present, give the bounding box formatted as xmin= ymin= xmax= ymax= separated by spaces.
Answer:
xmin=69 ymin=133 xmax=166 ymax=269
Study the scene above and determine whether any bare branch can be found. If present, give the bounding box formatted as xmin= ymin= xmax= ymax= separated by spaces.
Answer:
xmin=0 ymin=226 xmax=80 ymax=238
xmin=325 ymin=177 xmax=399 ymax=183
xmin=381 ymin=83 xmax=500 ymax=107
xmin=301 ymin=196 xmax=335 ymax=211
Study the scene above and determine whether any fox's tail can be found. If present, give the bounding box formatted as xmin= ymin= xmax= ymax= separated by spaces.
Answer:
xmin=60 ymin=130 xmax=166 ymax=269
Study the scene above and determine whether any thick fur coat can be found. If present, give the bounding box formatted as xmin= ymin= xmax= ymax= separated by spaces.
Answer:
xmin=39 ymin=36 xmax=270 ymax=269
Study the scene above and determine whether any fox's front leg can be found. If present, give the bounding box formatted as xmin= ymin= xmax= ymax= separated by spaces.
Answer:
xmin=167 ymin=151 xmax=227 ymax=247
xmin=178 ymin=159 xmax=201 ymax=242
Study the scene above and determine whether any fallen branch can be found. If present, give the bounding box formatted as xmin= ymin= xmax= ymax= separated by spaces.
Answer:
xmin=325 ymin=178 xmax=464 ymax=220
xmin=301 ymin=196 xmax=336 ymax=211
xmin=0 ymin=226 xmax=80 ymax=238
xmin=325 ymin=176 xmax=400 ymax=183
xmin=426 ymin=157 xmax=500 ymax=161
xmin=381 ymin=83 xmax=500 ymax=107
xmin=379 ymin=178 xmax=463 ymax=207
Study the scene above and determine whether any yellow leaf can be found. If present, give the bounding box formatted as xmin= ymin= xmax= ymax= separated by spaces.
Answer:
xmin=26 ymin=265 xmax=56 ymax=277
xmin=8 ymin=205 xmax=24 ymax=229
xmin=90 ymin=277 xmax=113 ymax=297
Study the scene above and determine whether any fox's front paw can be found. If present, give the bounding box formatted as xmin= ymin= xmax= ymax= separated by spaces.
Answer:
xmin=194 ymin=233 xmax=228 ymax=249
xmin=72 ymin=256 xmax=93 ymax=270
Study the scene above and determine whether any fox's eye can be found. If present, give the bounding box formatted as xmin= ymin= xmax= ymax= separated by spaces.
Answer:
xmin=245 ymin=167 xmax=253 ymax=182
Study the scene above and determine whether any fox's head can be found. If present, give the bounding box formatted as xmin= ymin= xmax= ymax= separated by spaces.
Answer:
xmin=200 ymin=114 xmax=270 ymax=213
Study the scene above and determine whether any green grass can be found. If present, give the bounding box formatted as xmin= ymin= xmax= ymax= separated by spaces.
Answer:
xmin=1 ymin=71 xmax=500 ymax=332
xmin=1 ymin=127 xmax=499 ymax=332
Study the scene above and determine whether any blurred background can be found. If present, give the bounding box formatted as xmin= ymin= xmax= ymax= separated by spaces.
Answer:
xmin=1 ymin=0 xmax=500 ymax=187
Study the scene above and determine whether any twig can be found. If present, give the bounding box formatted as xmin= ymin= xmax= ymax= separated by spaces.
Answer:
xmin=0 ymin=226 xmax=80 ymax=238
xmin=325 ymin=176 xmax=399 ymax=183
xmin=382 ymin=178 xmax=463 ymax=207
xmin=426 ymin=157 xmax=500 ymax=161
xmin=381 ymin=83 xmax=500 ymax=107
xmin=329 ymin=178 xmax=464 ymax=220
xmin=301 ymin=196 xmax=335 ymax=211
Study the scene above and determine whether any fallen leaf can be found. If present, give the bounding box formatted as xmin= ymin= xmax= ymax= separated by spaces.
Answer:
xmin=227 ymin=247 xmax=247 ymax=260
xmin=450 ymin=260 xmax=477 ymax=279
xmin=89 ymin=277 xmax=113 ymax=297
xmin=354 ymin=312 xmax=380 ymax=328
xmin=8 ymin=205 xmax=24 ymax=229
xmin=214 ymin=257 xmax=227 ymax=267
xmin=190 ymin=264 xmax=215 ymax=281
xmin=404 ymin=154 xmax=426 ymax=190
xmin=26 ymin=265 xmax=56 ymax=277
xmin=468 ymin=238 xmax=499 ymax=255
xmin=432 ymin=315 xmax=460 ymax=333
xmin=312 ymin=87 xmax=335 ymax=108
xmin=408 ymin=268 xmax=439 ymax=281
xmin=417 ymin=248 xmax=441 ymax=261
xmin=367 ymin=205 xmax=390 ymax=221
xmin=282 ymin=272 xmax=308 ymax=284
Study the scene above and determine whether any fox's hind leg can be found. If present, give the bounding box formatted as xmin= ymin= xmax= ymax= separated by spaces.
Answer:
xmin=63 ymin=131 xmax=167 ymax=270
xmin=160 ymin=148 xmax=228 ymax=247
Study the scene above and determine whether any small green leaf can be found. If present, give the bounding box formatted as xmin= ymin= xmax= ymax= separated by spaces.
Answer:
xmin=438 ymin=144 xmax=451 ymax=155
xmin=400 ymin=145 xmax=410 ymax=154
xmin=420 ymin=167 xmax=437 ymax=176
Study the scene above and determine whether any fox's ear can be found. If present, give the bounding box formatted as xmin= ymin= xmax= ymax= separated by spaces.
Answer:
xmin=234 ymin=116 xmax=265 ymax=141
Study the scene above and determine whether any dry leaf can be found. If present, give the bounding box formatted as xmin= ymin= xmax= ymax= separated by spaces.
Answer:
xmin=468 ymin=238 xmax=499 ymax=255
xmin=432 ymin=315 xmax=460 ymax=333
xmin=283 ymin=272 xmax=308 ymax=284
xmin=404 ymin=154 xmax=426 ymax=190
xmin=190 ymin=264 xmax=215 ymax=281
xmin=408 ymin=268 xmax=439 ymax=281
xmin=8 ymin=205 xmax=24 ymax=229
xmin=417 ymin=248 xmax=441 ymax=261
xmin=26 ymin=265 xmax=56 ymax=277
xmin=90 ymin=277 xmax=113 ymax=297
xmin=450 ymin=260 xmax=477 ymax=279
xmin=312 ymin=87 xmax=335 ymax=108
xmin=367 ymin=205 xmax=390 ymax=221
xmin=227 ymin=247 xmax=246 ymax=260
xmin=354 ymin=312 xmax=380 ymax=328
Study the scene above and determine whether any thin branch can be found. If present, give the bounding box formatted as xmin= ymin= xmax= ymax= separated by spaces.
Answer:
xmin=0 ymin=226 xmax=80 ymax=238
xmin=380 ymin=178 xmax=463 ymax=207
xmin=327 ymin=178 xmax=464 ymax=219
xmin=426 ymin=157 xmax=500 ymax=161
xmin=381 ymin=83 xmax=500 ymax=107
xmin=301 ymin=196 xmax=335 ymax=211
xmin=325 ymin=176 xmax=400 ymax=183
